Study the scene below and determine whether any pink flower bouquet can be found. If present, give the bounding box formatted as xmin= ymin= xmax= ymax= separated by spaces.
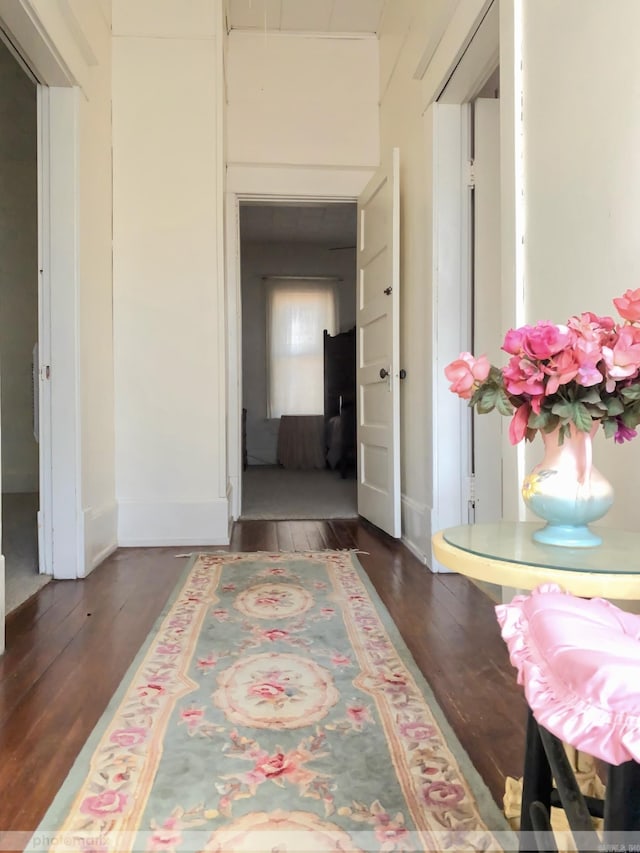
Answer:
xmin=445 ymin=289 xmax=640 ymax=446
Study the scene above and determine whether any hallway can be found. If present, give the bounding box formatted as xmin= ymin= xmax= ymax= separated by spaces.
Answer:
xmin=0 ymin=518 xmax=526 ymax=833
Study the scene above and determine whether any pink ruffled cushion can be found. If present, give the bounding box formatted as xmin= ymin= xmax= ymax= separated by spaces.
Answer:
xmin=496 ymin=584 xmax=640 ymax=765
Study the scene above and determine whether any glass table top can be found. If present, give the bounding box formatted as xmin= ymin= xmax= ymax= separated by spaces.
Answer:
xmin=442 ymin=522 xmax=640 ymax=575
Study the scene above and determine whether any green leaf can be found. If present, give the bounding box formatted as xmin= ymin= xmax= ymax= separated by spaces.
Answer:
xmin=572 ymin=402 xmax=593 ymax=432
xmin=603 ymin=418 xmax=618 ymax=439
xmin=551 ymin=401 xmax=573 ymax=419
xmin=495 ymin=388 xmax=514 ymax=417
xmin=528 ymin=410 xmax=551 ymax=429
xmin=551 ymin=400 xmax=593 ymax=433
xmin=621 ymin=384 xmax=640 ymax=402
xmin=622 ymin=403 xmax=640 ymax=428
xmin=475 ymin=386 xmax=498 ymax=414
xmin=605 ymin=397 xmax=625 ymax=416
xmin=580 ymin=397 xmax=607 ymax=413
xmin=579 ymin=388 xmax=604 ymax=404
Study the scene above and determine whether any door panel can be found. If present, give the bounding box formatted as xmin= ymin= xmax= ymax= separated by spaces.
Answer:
xmin=473 ymin=98 xmax=502 ymax=521
xmin=356 ymin=149 xmax=400 ymax=537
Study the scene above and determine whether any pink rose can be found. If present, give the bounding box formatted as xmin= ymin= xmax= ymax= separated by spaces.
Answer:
xmin=156 ymin=643 xmax=180 ymax=655
xmin=212 ymin=609 xmax=230 ymax=620
xmin=422 ymin=781 xmax=465 ymax=807
xmin=399 ymin=721 xmax=436 ymax=741
xmin=149 ymin=817 xmax=182 ymax=850
xmin=80 ymin=790 xmax=129 ymax=818
xmin=502 ymin=356 xmax=545 ymax=397
xmin=444 ymin=353 xmax=491 ymax=399
xmin=502 ymin=326 xmax=530 ymax=355
xmin=197 ymin=654 xmax=218 ymax=670
xmin=374 ymin=820 xmax=409 ymax=844
xmin=346 ymin=703 xmax=372 ymax=724
xmin=614 ymin=288 xmax=640 ymax=323
xmin=262 ymin=628 xmax=289 ymax=642
xmin=522 ymin=322 xmax=573 ymax=360
xmin=255 ymin=751 xmax=294 ymax=778
xmin=249 ymin=682 xmax=285 ymax=699
xmin=602 ymin=325 xmax=640 ymax=382
xmin=543 ymin=349 xmax=580 ymax=395
xmin=109 ymin=727 xmax=148 ymax=747
xmin=180 ymin=706 xmax=205 ymax=724
xmin=137 ymin=682 xmax=166 ymax=698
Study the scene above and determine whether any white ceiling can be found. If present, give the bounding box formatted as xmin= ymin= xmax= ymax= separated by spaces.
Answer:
xmin=240 ymin=202 xmax=356 ymax=247
xmin=226 ymin=0 xmax=385 ymax=35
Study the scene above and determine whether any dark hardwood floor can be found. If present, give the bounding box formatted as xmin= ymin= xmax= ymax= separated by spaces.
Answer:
xmin=0 ymin=519 xmax=527 ymax=834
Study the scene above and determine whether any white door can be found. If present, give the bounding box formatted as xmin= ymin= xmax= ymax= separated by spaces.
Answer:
xmin=356 ymin=148 xmax=401 ymax=538
xmin=472 ymin=98 xmax=502 ymax=522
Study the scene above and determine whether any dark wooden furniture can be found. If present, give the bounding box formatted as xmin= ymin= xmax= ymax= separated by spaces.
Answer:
xmin=323 ymin=327 xmax=356 ymax=477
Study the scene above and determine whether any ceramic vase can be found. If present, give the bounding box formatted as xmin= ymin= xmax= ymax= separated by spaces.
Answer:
xmin=521 ymin=424 xmax=614 ymax=547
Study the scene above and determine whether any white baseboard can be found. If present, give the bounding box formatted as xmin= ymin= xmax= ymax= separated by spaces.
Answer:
xmin=82 ymin=501 xmax=118 ymax=577
xmin=117 ymin=498 xmax=230 ymax=546
xmin=400 ymin=493 xmax=429 ymax=565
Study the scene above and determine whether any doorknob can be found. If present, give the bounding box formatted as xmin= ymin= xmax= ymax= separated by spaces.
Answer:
xmin=379 ymin=368 xmax=389 ymax=379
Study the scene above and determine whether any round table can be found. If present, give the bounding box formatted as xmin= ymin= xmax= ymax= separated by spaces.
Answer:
xmin=432 ymin=522 xmax=640 ymax=600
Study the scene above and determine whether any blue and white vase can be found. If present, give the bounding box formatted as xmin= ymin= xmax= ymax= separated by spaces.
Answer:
xmin=522 ymin=424 xmax=614 ymax=548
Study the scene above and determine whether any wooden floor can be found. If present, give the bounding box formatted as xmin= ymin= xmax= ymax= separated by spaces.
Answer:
xmin=0 ymin=518 xmax=527 ymax=834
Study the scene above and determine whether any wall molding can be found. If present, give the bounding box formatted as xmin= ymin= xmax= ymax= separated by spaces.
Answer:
xmin=400 ymin=493 xmax=429 ymax=565
xmin=118 ymin=498 xmax=230 ymax=547
xmin=419 ymin=0 xmax=494 ymax=108
xmin=82 ymin=500 xmax=117 ymax=577
xmin=226 ymin=164 xmax=374 ymax=198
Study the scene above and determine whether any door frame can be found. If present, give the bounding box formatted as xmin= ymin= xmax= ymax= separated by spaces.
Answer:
xmin=38 ymin=85 xmax=82 ymax=579
xmin=225 ymin=166 xmax=374 ymax=523
xmin=0 ymin=8 xmax=83 ymax=583
xmin=427 ymin=0 xmax=525 ymax=570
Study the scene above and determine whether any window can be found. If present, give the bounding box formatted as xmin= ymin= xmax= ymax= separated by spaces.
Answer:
xmin=267 ymin=279 xmax=337 ymax=418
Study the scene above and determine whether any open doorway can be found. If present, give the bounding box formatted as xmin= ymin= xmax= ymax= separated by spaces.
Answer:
xmin=0 ymin=38 xmax=50 ymax=611
xmin=239 ymin=201 xmax=358 ymax=520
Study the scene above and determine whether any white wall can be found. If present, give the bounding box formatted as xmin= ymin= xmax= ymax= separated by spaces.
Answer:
xmin=0 ymin=42 xmax=38 ymax=494
xmin=241 ymin=240 xmax=356 ymax=465
xmin=112 ymin=0 xmax=227 ymax=545
xmin=522 ymin=0 xmax=640 ymax=532
xmin=226 ymin=31 xmax=379 ymax=171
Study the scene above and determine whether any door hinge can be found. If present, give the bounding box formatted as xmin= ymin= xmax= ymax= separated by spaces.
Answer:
xmin=466 ymin=474 xmax=477 ymax=504
xmin=40 ymin=365 xmax=51 ymax=380
xmin=466 ymin=159 xmax=476 ymax=189
xmin=467 ymin=474 xmax=477 ymax=523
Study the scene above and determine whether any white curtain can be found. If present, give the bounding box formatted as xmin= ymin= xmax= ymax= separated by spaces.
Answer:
xmin=267 ymin=279 xmax=337 ymax=418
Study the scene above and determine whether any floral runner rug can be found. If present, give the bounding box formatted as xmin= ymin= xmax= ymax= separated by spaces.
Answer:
xmin=33 ymin=552 xmax=513 ymax=852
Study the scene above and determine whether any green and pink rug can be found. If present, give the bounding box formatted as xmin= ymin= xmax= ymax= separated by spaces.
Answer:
xmin=35 ymin=552 xmax=512 ymax=852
